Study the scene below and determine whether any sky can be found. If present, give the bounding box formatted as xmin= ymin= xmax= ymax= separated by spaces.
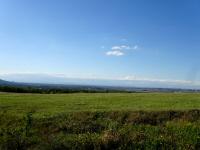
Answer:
xmin=0 ymin=0 xmax=200 ymax=88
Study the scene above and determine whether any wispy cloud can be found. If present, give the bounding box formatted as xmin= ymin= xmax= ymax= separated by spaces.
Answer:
xmin=121 ymin=75 xmax=193 ymax=84
xmin=106 ymin=44 xmax=138 ymax=56
xmin=111 ymin=45 xmax=138 ymax=50
xmin=106 ymin=50 xmax=124 ymax=56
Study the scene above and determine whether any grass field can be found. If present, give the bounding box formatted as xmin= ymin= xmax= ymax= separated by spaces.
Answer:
xmin=1 ymin=93 xmax=200 ymax=115
xmin=0 ymin=93 xmax=200 ymax=149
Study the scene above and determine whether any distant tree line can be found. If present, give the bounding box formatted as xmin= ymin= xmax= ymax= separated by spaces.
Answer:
xmin=0 ymin=85 xmax=132 ymax=94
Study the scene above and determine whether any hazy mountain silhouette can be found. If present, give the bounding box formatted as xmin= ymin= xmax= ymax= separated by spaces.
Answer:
xmin=0 ymin=79 xmax=12 ymax=85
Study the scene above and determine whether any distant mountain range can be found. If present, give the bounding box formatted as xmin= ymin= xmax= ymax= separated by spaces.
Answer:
xmin=1 ymin=73 xmax=200 ymax=89
xmin=0 ymin=78 xmax=199 ymax=93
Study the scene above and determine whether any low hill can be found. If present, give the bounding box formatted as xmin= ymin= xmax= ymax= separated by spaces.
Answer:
xmin=0 ymin=79 xmax=13 ymax=85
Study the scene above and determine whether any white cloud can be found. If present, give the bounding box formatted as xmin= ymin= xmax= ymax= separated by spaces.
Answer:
xmin=106 ymin=44 xmax=138 ymax=57
xmin=111 ymin=46 xmax=122 ymax=50
xmin=111 ymin=45 xmax=131 ymax=50
xmin=111 ymin=45 xmax=138 ymax=51
xmin=106 ymin=50 xmax=124 ymax=56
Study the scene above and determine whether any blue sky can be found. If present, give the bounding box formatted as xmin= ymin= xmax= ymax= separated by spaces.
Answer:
xmin=0 ymin=0 xmax=200 ymax=88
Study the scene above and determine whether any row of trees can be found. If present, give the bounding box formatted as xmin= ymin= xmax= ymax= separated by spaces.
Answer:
xmin=0 ymin=86 xmax=132 ymax=94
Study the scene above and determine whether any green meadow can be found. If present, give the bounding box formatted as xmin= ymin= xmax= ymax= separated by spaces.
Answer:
xmin=0 ymin=93 xmax=200 ymax=149
xmin=1 ymin=93 xmax=200 ymax=115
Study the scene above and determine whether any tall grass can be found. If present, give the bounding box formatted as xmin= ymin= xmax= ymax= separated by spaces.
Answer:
xmin=0 ymin=110 xmax=200 ymax=149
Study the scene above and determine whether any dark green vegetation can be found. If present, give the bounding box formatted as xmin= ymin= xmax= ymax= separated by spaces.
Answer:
xmin=0 ymin=79 xmax=135 ymax=93
xmin=0 ymin=85 xmax=125 ymax=93
xmin=0 ymin=93 xmax=200 ymax=149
